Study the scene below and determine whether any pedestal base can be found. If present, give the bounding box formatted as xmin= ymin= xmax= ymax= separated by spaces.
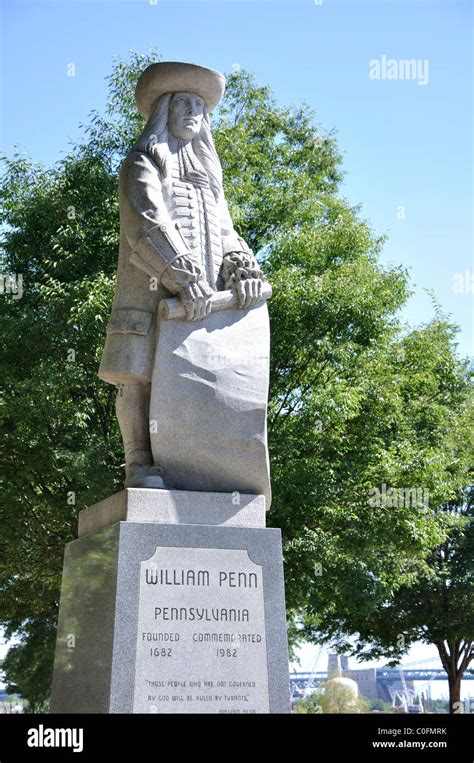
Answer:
xmin=50 ymin=492 xmax=290 ymax=714
xmin=78 ymin=487 xmax=266 ymax=536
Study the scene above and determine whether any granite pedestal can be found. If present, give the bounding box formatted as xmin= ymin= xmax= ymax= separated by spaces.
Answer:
xmin=50 ymin=489 xmax=290 ymax=714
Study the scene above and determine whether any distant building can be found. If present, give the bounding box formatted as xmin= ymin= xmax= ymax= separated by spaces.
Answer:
xmin=326 ymin=653 xmax=414 ymax=703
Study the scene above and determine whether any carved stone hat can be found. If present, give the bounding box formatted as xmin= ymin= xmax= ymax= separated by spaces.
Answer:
xmin=135 ymin=62 xmax=226 ymax=119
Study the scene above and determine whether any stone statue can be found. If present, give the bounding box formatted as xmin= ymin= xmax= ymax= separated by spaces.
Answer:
xmin=99 ymin=62 xmax=271 ymax=505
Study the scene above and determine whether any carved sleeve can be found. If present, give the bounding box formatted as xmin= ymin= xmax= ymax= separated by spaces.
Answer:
xmin=216 ymin=192 xmax=265 ymax=289
xmin=221 ymin=250 xmax=265 ymax=290
xmin=120 ymin=151 xmax=203 ymax=294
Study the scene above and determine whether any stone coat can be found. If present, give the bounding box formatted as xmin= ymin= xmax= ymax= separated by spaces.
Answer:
xmin=99 ymin=147 xmax=248 ymax=385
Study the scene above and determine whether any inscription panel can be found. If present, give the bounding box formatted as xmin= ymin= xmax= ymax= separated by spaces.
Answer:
xmin=132 ymin=546 xmax=270 ymax=713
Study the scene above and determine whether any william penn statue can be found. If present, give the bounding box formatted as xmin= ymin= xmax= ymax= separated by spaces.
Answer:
xmin=99 ymin=62 xmax=271 ymax=506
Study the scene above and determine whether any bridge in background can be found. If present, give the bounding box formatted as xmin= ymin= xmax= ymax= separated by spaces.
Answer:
xmin=291 ymin=668 xmax=474 ymax=686
xmin=290 ymin=665 xmax=474 ymax=704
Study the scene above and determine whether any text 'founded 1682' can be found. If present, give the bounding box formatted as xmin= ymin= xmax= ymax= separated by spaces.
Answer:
xmin=132 ymin=546 xmax=270 ymax=713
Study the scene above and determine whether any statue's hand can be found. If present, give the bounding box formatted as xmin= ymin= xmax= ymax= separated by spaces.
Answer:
xmin=235 ymin=276 xmax=263 ymax=309
xmin=179 ymin=279 xmax=214 ymax=321
xmin=221 ymin=251 xmax=265 ymax=309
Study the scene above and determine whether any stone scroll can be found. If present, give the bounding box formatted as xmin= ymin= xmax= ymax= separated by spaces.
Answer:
xmin=149 ymin=288 xmax=272 ymax=507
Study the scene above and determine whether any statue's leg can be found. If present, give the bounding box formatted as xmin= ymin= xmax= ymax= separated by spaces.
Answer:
xmin=116 ymin=383 xmax=164 ymax=488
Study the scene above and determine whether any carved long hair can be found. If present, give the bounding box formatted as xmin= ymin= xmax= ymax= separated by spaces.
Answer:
xmin=134 ymin=93 xmax=223 ymax=201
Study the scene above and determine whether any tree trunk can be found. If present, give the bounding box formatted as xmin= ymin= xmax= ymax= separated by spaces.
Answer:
xmin=435 ymin=640 xmax=472 ymax=714
xmin=448 ymin=675 xmax=461 ymax=714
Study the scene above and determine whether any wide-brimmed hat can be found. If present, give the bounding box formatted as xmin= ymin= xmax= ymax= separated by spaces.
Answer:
xmin=135 ymin=61 xmax=226 ymax=119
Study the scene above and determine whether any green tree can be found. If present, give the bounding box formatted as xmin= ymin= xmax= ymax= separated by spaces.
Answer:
xmin=0 ymin=51 xmax=470 ymax=709
xmin=0 ymin=54 xmax=148 ymax=709
xmin=368 ymin=698 xmax=394 ymax=713
xmin=292 ymin=691 xmax=323 ymax=714
xmin=301 ymin=329 xmax=473 ymax=713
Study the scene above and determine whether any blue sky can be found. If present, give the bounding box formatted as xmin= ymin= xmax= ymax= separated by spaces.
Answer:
xmin=1 ymin=0 xmax=472 ymax=356
xmin=0 ymin=0 xmax=472 ymax=688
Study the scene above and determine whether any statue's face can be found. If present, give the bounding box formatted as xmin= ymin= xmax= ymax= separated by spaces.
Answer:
xmin=168 ymin=92 xmax=205 ymax=141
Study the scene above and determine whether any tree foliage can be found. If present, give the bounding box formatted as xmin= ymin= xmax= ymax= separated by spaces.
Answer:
xmin=300 ymin=329 xmax=474 ymax=712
